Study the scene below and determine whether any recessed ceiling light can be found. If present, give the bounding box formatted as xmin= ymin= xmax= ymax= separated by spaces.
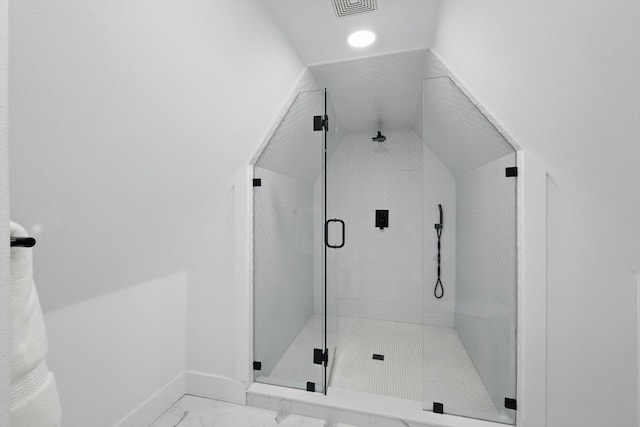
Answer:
xmin=347 ymin=30 xmax=376 ymax=48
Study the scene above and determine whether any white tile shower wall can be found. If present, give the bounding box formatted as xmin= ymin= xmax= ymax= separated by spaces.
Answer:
xmin=422 ymin=144 xmax=456 ymax=327
xmin=455 ymin=153 xmax=517 ymax=417
xmin=254 ymin=166 xmax=315 ymax=376
xmin=317 ymin=130 xmax=453 ymax=326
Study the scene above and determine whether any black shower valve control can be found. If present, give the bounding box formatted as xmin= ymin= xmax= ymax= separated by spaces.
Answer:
xmin=375 ymin=209 xmax=389 ymax=230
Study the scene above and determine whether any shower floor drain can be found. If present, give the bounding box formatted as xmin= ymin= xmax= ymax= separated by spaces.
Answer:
xmin=372 ymin=354 xmax=384 ymax=361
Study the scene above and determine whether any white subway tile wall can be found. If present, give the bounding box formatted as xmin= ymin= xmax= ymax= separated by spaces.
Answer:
xmin=317 ymin=130 xmax=456 ymax=327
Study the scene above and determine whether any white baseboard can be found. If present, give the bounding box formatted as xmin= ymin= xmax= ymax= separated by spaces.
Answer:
xmin=185 ymin=371 xmax=247 ymax=405
xmin=115 ymin=372 xmax=186 ymax=427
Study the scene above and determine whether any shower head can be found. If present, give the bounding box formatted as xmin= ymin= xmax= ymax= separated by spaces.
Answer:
xmin=372 ymin=131 xmax=386 ymax=143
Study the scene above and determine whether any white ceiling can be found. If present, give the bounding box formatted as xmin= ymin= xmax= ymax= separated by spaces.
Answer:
xmin=261 ymin=0 xmax=442 ymax=65
xmin=310 ymin=49 xmax=428 ymax=132
xmin=260 ymin=1 xmax=443 ymax=134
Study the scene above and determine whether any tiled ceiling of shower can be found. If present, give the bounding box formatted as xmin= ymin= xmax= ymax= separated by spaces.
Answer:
xmin=257 ymin=48 xmax=514 ymax=184
xmin=310 ymin=49 xmax=428 ymax=132
xmin=422 ymin=77 xmax=514 ymax=177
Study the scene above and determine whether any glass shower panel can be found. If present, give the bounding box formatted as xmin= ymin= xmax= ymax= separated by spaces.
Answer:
xmin=253 ymin=90 xmax=325 ymax=392
xmin=422 ymin=77 xmax=517 ymax=425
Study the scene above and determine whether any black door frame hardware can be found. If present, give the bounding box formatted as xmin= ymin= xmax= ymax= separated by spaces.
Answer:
xmin=313 ymin=348 xmax=328 ymax=366
xmin=313 ymin=115 xmax=329 ymax=132
xmin=252 ymin=361 xmax=262 ymax=370
xmin=434 ymin=204 xmax=444 ymax=299
xmin=306 ymin=382 xmax=316 ymax=392
xmin=321 ymin=89 xmax=329 ymax=396
xmin=505 ymin=397 xmax=517 ymax=410
xmin=372 ymin=354 xmax=384 ymax=361
xmin=505 ymin=166 xmax=518 ymax=177
xmin=433 ymin=402 xmax=444 ymax=414
xmin=325 ymin=219 xmax=345 ymax=249
xmin=252 ymin=178 xmax=262 ymax=187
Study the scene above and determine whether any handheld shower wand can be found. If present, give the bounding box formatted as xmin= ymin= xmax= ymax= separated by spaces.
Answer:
xmin=434 ymin=204 xmax=444 ymax=299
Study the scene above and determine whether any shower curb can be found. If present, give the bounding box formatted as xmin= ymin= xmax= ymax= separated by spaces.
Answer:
xmin=247 ymin=383 xmax=509 ymax=427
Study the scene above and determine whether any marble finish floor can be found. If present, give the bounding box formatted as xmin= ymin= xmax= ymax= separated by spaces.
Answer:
xmin=150 ymin=394 xmax=357 ymax=427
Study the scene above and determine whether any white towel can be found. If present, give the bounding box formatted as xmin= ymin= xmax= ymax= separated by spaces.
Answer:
xmin=10 ymin=221 xmax=61 ymax=427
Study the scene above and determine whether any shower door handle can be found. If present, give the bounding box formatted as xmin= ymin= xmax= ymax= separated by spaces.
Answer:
xmin=325 ymin=219 xmax=345 ymax=249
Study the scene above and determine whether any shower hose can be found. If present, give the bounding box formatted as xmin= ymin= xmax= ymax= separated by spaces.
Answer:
xmin=434 ymin=205 xmax=444 ymax=299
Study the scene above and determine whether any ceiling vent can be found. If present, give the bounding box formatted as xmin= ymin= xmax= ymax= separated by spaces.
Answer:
xmin=332 ymin=0 xmax=377 ymax=18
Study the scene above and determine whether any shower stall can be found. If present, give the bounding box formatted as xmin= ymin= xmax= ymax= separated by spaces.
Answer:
xmin=252 ymin=52 xmax=517 ymax=425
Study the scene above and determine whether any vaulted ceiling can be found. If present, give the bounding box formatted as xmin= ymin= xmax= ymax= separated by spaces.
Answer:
xmin=261 ymin=1 xmax=442 ymax=134
xmin=259 ymin=1 xmax=515 ymax=179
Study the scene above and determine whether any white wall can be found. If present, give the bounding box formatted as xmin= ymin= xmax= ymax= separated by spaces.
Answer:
xmin=311 ymin=129 xmax=456 ymax=327
xmin=455 ymin=153 xmax=517 ymax=420
xmin=9 ymin=0 xmax=304 ymax=424
xmin=45 ymin=273 xmax=186 ymax=427
xmin=433 ymin=2 xmax=640 ymax=426
xmin=0 ymin=0 xmax=9 ymax=423
xmin=422 ymin=142 xmax=456 ymax=327
xmin=322 ymin=131 xmax=426 ymax=324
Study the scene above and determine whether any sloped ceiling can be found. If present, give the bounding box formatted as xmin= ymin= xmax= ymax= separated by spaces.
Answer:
xmin=256 ymin=90 xmax=324 ymax=182
xmin=422 ymin=76 xmax=515 ymax=178
xmin=310 ymin=49 xmax=427 ymax=132
xmin=261 ymin=0 xmax=442 ymax=65
xmin=259 ymin=2 xmax=515 ymax=178
xmin=261 ymin=0 xmax=441 ymax=134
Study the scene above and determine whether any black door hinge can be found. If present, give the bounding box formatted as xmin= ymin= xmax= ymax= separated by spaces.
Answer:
xmin=253 ymin=178 xmax=262 ymax=187
xmin=306 ymin=381 xmax=316 ymax=392
xmin=433 ymin=402 xmax=444 ymax=414
xmin=505 ymin=397 xmax=517 ymax=410
xmin=253 ymin=361 xmax=262 ymax=370
xmin=313 ymin=115 xmax=329 ymax=132
xmin=313 ymin=348 xmax=328 ymax=366
xmin=505 ymin=166 xmax=518 ymax=177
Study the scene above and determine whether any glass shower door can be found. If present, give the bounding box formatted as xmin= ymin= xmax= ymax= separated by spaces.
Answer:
xmin=323 ymin=90 xmax=341 ymax=393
